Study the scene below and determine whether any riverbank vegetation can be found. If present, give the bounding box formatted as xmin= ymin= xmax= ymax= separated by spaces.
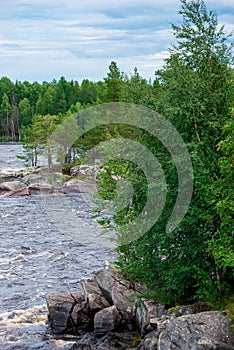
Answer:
xmin=0 ymin=0 xmax=233 ymax=306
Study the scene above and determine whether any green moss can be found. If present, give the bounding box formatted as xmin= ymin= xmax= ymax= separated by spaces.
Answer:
xmin=167 ymin=305 xmax=181 ymax=313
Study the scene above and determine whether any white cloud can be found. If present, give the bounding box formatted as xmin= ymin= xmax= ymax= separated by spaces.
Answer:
xmin=0 ymin=1 xmax=233 ymax=82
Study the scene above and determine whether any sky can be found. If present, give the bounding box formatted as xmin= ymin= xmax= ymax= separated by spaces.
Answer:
xmin=0 ymin=0 xmax=234 ymax=83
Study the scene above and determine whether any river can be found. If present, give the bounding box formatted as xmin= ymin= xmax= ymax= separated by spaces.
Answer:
xmin=0 ymin=143 xmax=115 ymax=350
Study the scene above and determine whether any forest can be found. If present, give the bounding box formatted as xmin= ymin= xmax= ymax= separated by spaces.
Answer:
xmin=0 ymin=0 xmax=233 ymax=307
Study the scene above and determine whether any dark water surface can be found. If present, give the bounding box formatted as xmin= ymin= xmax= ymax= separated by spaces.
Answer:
xmin=0 ymin=143 xmax=115 ymax=349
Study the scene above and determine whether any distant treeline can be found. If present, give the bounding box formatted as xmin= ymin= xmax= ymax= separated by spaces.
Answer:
xmin=0 ymin=64 xmax=158 ymax=141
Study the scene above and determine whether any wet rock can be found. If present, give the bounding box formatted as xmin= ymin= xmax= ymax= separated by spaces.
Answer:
xmin=46 ymin=292 xmax=76 ymax=334
xmin=158 ymin=311 xmax=234 ymax=350
xmin=28 ymin=183 xmax=42 ymax=195
xmin=94 ymin=305 xmax=121 ymax=337
xmin=46 ymin=292 xmax=91 ymax=334
xmin=23 ymin=171 xmax=65 ymax=193
xmin=82 ymin=279 xmax=111 ymax=313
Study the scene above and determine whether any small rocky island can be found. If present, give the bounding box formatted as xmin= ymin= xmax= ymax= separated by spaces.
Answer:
xmin=0 ymin=164 xmax=97 ymax=197
xmin=46 ymin=268 xmax=234 ymax=350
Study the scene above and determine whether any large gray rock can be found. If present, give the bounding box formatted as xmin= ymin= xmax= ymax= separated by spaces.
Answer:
xmin=94 ymin=305 xmax=121 ymax=337
xmin=0 ymin=180 xmax=27 ymax=192
xmin=135 ymin=298 xmax=166 ymax=336
xmin=46 ymin=292 xmax=91 ymax=334
xmin=139 ymin=330 xmax=159 ymax=350
xmin=1 ymin=188 xmax=30 ymax=197
xmin=168 ymin=302 xmax=213 ymax=318
xmin=70 ymin=164 xmax=99 ymax=177
xmin=21 ymin=173 xmax=43 ymax=185
xmin=95 ymin=270 xmax=117 ymax=304
xmin=23 ymin=171 xmax=67 ymax=193
xmin=0 ymin=167 xmax=38 ymax=180
xmin=21 ymin=173 xmax=54 ymax=193
xmin=0 ymin=180 xmax=30 ymax=197
xmin=112 ymin=278 xmax=134 ymax=322
xmin=82 ymin=279 xmax=111 ymax=313
xmin=158 ymin=311 xmax=234 ymax=350
xmin=60 ymin=178 xmax=97 ymax=194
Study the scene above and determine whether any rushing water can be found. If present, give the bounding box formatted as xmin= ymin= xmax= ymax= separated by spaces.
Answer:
xmin=0 ymin=143 xmax=115 ymax=350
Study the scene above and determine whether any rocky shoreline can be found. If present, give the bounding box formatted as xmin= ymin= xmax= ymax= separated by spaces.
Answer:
xmin=0 ymin=165 xmax=97 ymax=197
xmin=2 ymin=166 xmax=234 ymax=349
xmin=46 ymin=268 xmax=234 ymax=350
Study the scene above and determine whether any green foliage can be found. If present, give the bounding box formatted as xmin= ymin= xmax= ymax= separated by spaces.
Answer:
xmin=94 ymin=0 xmax=234 ymax=305
xmin=208 ymin=110 xmax=234 ymax=270
xmin=21 ymin=113 xmax=63 ymax=167
xmin=104 ymin=61 xmax=125 ymax=102
xmin=0 ymin=76 xmax=81 ymax=140
xmin=19 ymin=98 xmax=32 ymax=127
xmin=0 ymin=93 xmax=12 ymax=138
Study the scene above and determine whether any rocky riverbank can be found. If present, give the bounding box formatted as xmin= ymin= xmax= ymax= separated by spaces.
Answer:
xmin=46 ymin=268 xmax=234 ymax=350
xmin=0 ymin=165 xmax=97 ymax=197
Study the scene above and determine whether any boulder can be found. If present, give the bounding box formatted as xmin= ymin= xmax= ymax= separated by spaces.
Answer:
xmin=28 ymin=183 xmax=41 ymax=191
xmin=70 ymin=164 xmax=99 ymax=177
xmin=94 ymin=306 xmax=121 ymax=337
xmin=60 ymin=178 xmax=97 ymax=194
xmin=139 ymin=330 xmax=159 ymax=350
xmin=135 ymin=298 xmax=166 ymax=336
xmin=45 ymin=269 xmax=234 ymax=350
xmin=168 ymin=301 xmax=213 ymax=318
xmin=46 ymin=292 xmax=91 ymax=334
xmin=95 ymin=270 xmax=117 ymax=304
xmin=21 ymin=173 xmax=43 ymax=185
xmin=112 ymin=279 xmax=134 ymax=322
xmin=0 ymin=180 xmax=27 ymax=192
xmin=70 ymin=300 xmax=92 ymax=333
xmin=158 ymin=311 xmax=234 ymax=350
xmin=1 ymin=188 xmax=30 ymax=197
xmin=82 ymin=279 xmax=111 ymax=313
xmin=0 ymin=167 xmax=38 ymax=180
xmin=23 ymin=171 xmax=64 ymax=193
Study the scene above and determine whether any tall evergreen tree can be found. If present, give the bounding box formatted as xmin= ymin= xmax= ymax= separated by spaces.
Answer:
xmin=0 ymin=93 xmax=12 ymax=138
xmin=104 ymin=61 xmax=125 ymax=102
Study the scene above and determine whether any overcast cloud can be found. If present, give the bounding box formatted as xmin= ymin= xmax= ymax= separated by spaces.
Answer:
xmin=0 ymin=0 xmax=233 ymax=82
